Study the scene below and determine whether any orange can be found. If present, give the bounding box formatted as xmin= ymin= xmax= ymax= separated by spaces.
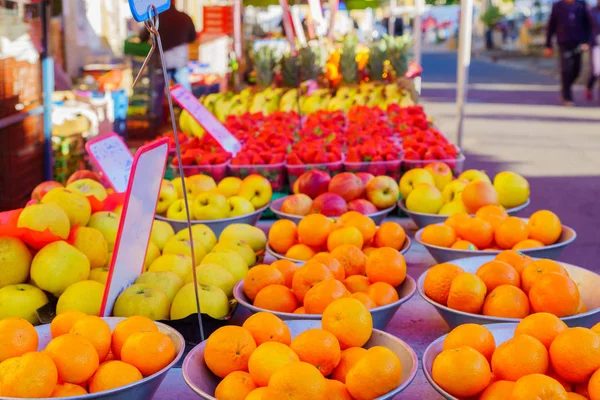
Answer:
xmin=45 ymin=333 xmax=99 ymax=384
xmin=482 ymin=285 xmax=530 ymax=318
xmin=51 ymin=382 xmax=88 ymax=397
xmin=442 ymin=323 xmax=496 ymax=361
xmin=285 ymin=244 xmax=317 ymax=261
xmin=514 ymin=312 xmax=568 ymax=348
xmin=311 ymin=253 xmax=345 ymax=280
xmin=513 ymin=239 xmax=544 ymax=250
xmin=457 ymin=217 xmax=494 ymax=249
xmin=70 ymin=315 xmax=112 ymax=361
xmin=444 ymin=212 xmax=471 ymax=232
xmin=593 ymin=323 xmax=600 ymax=335
xmin=491 ymin=334 xmax=549 ymax=381
xmin=479 ymin=380 xmax=515 ymax=399
xmin=242 ymin=312 xmax=291 ymax=346
xmin=344 ymin=275 xmax=370 ymax=293
xmin=294 ymin=307 xmax=306 ymax=314
xmin=495 ymin=250 xmax=533 ymax=274
xmin=111 ymin=316 xmax=158 ymax=360
xmin=340 ymin=213 xmax=377 ymax=243
xmin=476 ymin=260 xmax=521 ymax=291
xmin=325 ymin=379 xmax=353 ymax=400
xmin=271 ymin=259 xmax=299 ymax=288
xmin=50 ymin=310 xmax=86 ymax=338
xmin=330 ymin=347 xmax=367 ymax=383
xmin=327 ymin=227 xmax=364 ymax=252
xmin=0 ymin=318 xmax=38 ymax=362
xmin=351 ymin=292 xmax=377 ymax=309
xmin=451 ymin=240 xmax=478 ymax=250
xmin=588 ymin=368 xmax=600 ymax=400
xmin=248 ymin=342 xmax=299 ymax=386
xmin=529 ymin=272 xmax=580 ymax=317
xmin=254 ymin=285 xmax=298 ymax=313
xmin=461 ymin=180 xmax=499 ymax=213
xmin=577 ymin=299 xmax=588 ymax=314
xmin=423 ymin=263 xmax=464 ymax=306
xmin=548 ymin=367 xmax=574 ymax=392
xmin=322 ymin=298 xmax=373 ymax=349
xmin=246 ymin=387 xmax=269 ymax=400
xmin=574 ymin=382 xmax=590 ymax=397
xmin=121 ymin=331 xmax=176 ymax=377
xmin=291 ymin=261 xmax=334 ymax=302
xmin=1 ymin=351 xmax=58 ymax=398
xmin=88 ymin=360 xmax=143 ymax=393
xmin=475 ymin=205 xmax=509 ymax=230
xmin=290 ymin=329 xmax=341 ymax=376
xmin=373 ymin=222 xmax=406 ymax=250
xmin=549 ymin=327 xmax=600 ymax=383
xmin=203 ymin=326 xmax=256 ymax=378
xmin=431 ymin=346 xmax=491 ymax=398
xmin=366 ymin=282 xmax=399 ymax=307
xmin=243 ymin=264 xmax=285 ymax=301
xmin=510 ymin=374 xmax=568 ymax=400
xmin=365 ymin=247 xmax=407 ymax=287
xmin=304 ymin=280 xmax=350 ymax=314
xmin=362 ymin=246 xmax=377 ymax=256
xmin=568 ymin=392 xmax=589 ymax=400
xmin=268 ymin=219 xmax=298 ymax=254
xmin=528 ymin=210 xmax=562 ymax=246
xmin=447 ymin=273 xmax=487 ymax=314
xmin=298 ymin=214 xmax=335 ymax=248
xmin=266 ymin=361 xmax=326 ymax=399
xmin=521 ymin=259 xmax=568 ymax=294
xmin=330 ymin=245 xmax=367 ymax=277
xmin=494 ymin=217 xmax=529 ymax=250
xmin=420 ymin=224 xmax=457 ymax=248
xmin=214 ymin=371 xmax=257 ymax=399
xmin=346 ymin=346 xmax=403 ymax=400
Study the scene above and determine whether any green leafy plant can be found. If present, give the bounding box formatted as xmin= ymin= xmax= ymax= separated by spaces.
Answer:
xmin=481 ymin=6 xmax=503 ymax=28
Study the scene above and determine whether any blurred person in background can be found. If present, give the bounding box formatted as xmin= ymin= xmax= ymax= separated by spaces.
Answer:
xmin=586 ymin=0 xmax=600 ymax=101
xmin=545 ymin=0 xmax=594 ymax=106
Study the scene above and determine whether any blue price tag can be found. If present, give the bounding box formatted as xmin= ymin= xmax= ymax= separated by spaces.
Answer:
xmin=128 ymin=0 xmax=171 ymax=22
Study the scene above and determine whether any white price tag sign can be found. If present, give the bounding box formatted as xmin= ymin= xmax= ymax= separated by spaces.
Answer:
xmin=86 ymin=133 xmax=134 ymax=193
xmin=128 ymin=0 xmax=170 ymax=22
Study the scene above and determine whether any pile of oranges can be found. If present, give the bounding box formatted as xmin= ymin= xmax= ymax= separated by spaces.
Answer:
xmin=204 ymin=299 xmax=404 ymax=400
xmin=0 ymin=313 xmax=176 ymax=398
xmin=268 ymin=212 xmax=407 ymax=261
xmin=424 ymin=250 xmax=586 ymax=318
xmin=420 ymin=207 xmax=563 ymax=251
xmin=244 ymin=242 xmax=407 ymax=314
xmin=431 ymin=317 xmax=600 ymax=399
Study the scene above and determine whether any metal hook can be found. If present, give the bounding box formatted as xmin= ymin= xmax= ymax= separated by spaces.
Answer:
xmin=132 ymin=5 xmax=160 ymax=88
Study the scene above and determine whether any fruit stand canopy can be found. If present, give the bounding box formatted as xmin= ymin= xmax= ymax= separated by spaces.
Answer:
xmin=242 ymin=0 xmax=387 ymax=10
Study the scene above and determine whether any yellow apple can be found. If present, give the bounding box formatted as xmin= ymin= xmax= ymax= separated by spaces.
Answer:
xmin=17 ymin=203 xmax=70 ymax=239
xmin=89 ymin=267 xmax=109 ymax=285
xmin=41 ymin=187 xmax=91 ymax=227
xmin=0 ymin=237 xmax=32 ymax=289
xmin=424 ymin=162 xmax=453 ymax=191
xmin=238 ymin=174 xmax=272 ymax=209
xmin=150 ymin=220 xmax=175 ymax=251
xmin=219 ymin=224 xmax=267 ymax=252
xmin=399 ymin=168 xmax=435 ymax=199
xmin=112 ymin=283 xmax=170 ymax=320
xmin=162 ymin=236 xmax=207 ymax=266
xmin=228 ymin=196 xmax=255 ymax=217
xmin=442 ymin=179 xmax=469 ymax=203
xmin=72 ymin=226 xmax=109 ymax=269
xmin=365 ymin=175 xmax=400 ymax=209
xmin=88 ymin=211 xmax=120 ymax=251
xmin=217 ymin=177 xmax=242 ymax=198
xmin=192 ymin=192 xmax=229 ymax=220
xmin=135 ymin=271 xmax=184 ymax=302
xmin=166 ymin=199 xmax=191 ymax=221
xmin=175 ymin=224 xmax=217 ymax=252
xmin=171 ymin=177 xmax=192 ymax=199
xmin=188 ymin=174 xmax=217 ymax=198
xmin=438 ymin=201 xmax=468 ymax=216
xmin=156 ymin=180 xmax=178 ymax=215
xmin=30 ymin=241 xmax=90 ymax=296
xmin=0 ymin=284 xmax=48 ymax=324
xmin=66 ymin=179 xmax=108 ymax=201
xmin=405 ymin=183 xmax=444 ymax=214
xmin=201 ymin=251 xmax=248 ymax=281
xmin=458 ymin=169 xmax=492 ymax=184
xmin=55 ymin=280 xmax=105 ymax=316
xmin=212 ymin=240 xmax=256 ymax=268
xmin=185 ymin=263 xmax=236 ymax=297
xmin=493 ymin=171 xmax=530 ymax=208
xmin=144 ymin=242 xmax=161 ymax=271
xmin=170 ymin=283 xmax=229 ymax=320
xmin=148 ymin=253 xmax=193 ymax=279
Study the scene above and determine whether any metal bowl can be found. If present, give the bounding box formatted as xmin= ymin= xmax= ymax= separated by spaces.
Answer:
xmin=415 ymin=221 xmax=576 ymax=263
xmin=270 ymin=196 xmax=396 ymax=225
xmin=423 ymin=323 xmax=517 ymax=400
xmin=397 ymin=198 xmax=531 ymax=229
xmin=2 ymin=317 xmax=185 ymax=400
xmin=233 ymin=275 xmax=417 ymax=330
xmin=265 ymin=236 xmax=413 ymax=265
xmin=182 ymin=319 xmax=419 ymax=400
xmin=155 ymin=205 xmax=268 ymax=237
xmin=417 ymin=255 xmax=600 ymax=329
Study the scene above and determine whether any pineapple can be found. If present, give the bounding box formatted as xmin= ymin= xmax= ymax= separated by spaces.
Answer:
xmin=384 ymin=35 xmax=411 ymax=78
xmin=340 ymin=35 xmax=359 ymax=85
xmin=253 ymin=46 xmax=278 ymax=88
xmin=280 ymin=53 xmax=299 ymax=88
xmin=298 ymin=46 xmax=321 ymax=82
xmin=367 ymin=40 xmax=386 ymax=82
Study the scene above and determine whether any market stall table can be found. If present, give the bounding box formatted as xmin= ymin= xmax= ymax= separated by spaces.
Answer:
xmin=153 ymin=218 xmax=450 ymax=400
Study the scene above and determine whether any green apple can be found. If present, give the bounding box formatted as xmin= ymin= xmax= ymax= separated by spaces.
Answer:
xmin=219 ymin=224 xmax=267 ymax=253
xmin=89 ymin=267 xmax=109 ymax=285
xmin=148 ymin=254 xmax=193 ymax=280
xmin=0 ymin=284 xmax=48 ymax=324
xmin=175 ymin=224 xmax=217 ymax=252
xmin=135 ymin=271 xmax=184 ymax=302
xmin=185 ymin=263 xmax=236 ymax=297
xmin=112 ymin=283 xmax=170 ymax=320
xmin=192 ymin=192 xmax=229 ymax=220
xmin=150 ymin=220 xmax=175 ymax=251
xmin=406 ymin=183 xmax=444 ymax=214
xmin=398 ymin=168 xmax=435 ymax=199
xmin=156 ymin=180 xmax=178 ymax=214
xmin=227 ymin=196 xmax=255 ymax=217
xmin=163 ymin=236 xmax=206 ymax=266
xmin=201 ymin=251 xmax=248 ymax=281
xmin=88 ymin=211 xmax=120 ymax=251
xmin=212 ymin=240 xmax=256 ymax=268
xmin=170 ymin=283 xmax=229 ymax=320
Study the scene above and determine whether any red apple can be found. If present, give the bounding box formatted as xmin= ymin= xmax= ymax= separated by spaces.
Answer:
xmin=281 ymin=194 xmax=313 ymax=216
xmin=348 ymin=199 xmax=378 ymax=215
xmin=356 ymin=172 xmax=375 ymax=187
xmin=366 ymin=176 xmax=400 ymax=209
xmin=328 ymin=172 xmax=365 ymax=203
xmin=25 ymin=199 xmax=39 ymax=207
xmin=66 ymin=170 xmax=102 ymax=186
xmin=297 ymin=170 xmax=331 ymax=199
xmin=31 ymin=181 xmax=63 ymax=201
xmin=311 ymin=192 xmax=348 ymax=217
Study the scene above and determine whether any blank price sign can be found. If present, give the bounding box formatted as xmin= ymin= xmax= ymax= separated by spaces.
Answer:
xmin=86 ymin=133 xmax=134 ymax=193
xmin=99 ymin=138 xmax=169 ymax=317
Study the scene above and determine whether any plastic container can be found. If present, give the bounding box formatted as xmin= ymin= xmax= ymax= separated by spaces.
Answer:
xmin=344 ymin=159 xmax=403 ymax=181
xmin=228 ymin=161 xmax=286 ymax=191
xmin=286 ymin=158 xmax=345 ymax=188
xmin=402 ymin=153 xmax=466 ymax=176
xmin=169 ymin=160 xmax=230 ymax=182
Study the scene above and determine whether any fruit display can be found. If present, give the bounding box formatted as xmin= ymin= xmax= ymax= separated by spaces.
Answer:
xmin=423 ymin=253 xmax=590 ymax=319
xmin=156 ymin=174 xmax=272 ymax=221
xmin=0 ymin=316 xmax=178 ymax=398
xmin=197 ymin=300 xmax=405 ymax=399
xmin=280 ymin=170 xmax=399 ymax=217
xmin=419 ymin=209 xmax=564 ymax=251
xmin=267 ymin=213 xmax=408 ymax=261
xmin=428 ymin=320 xmax=600 ymax=399
xmin=400 ymin=167 xmax=530 ymax=216
xmin=165 ymin=133 xmax=232 ymax=181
